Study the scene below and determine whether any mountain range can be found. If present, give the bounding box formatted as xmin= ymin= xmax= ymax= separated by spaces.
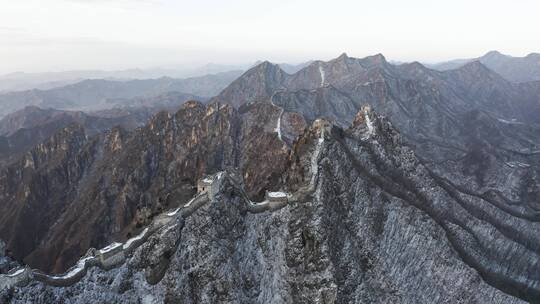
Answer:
xmin=0 ymin=94 xmax=197 ymax=167
xmin=0 ymin=52 xmax=539 ymax=303
xmin=0 ymin=71 xmax=241 ymax=119
xmin=430 ymin=50 xmax=540 ymax=83
xmin=0 ymin=61 xmax=312 ymax=94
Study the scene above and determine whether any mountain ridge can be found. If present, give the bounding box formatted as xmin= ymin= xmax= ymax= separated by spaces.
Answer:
xmin=430 ymin=50 xmax=540 ymax=82
xmin=0 ymin=71 xmax=241 ymax=119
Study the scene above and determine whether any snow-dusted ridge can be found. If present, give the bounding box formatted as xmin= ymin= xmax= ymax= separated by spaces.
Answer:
xmin=0 ymin=126 xmax=329 ymax=290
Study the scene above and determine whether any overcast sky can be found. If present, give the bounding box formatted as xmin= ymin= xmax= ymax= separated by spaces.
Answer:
xmin=0 ymin=0 xmax=538 ymax=74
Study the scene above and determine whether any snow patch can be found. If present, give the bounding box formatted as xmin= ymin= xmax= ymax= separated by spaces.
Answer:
xmin=319 ymin=65 xmax=325 ymax=87
xmin=249 ymin=200 xmax=269 ymax=207
xmin=363 ymin=110 xmax=375 ymax=139
xmin=161 ymin=224 xmax=178 ymax=235
xmin=123 ymin=228 xmax=149 ymax=250
xmin=184 ymin=195 xmax=197 ymax=208
xmin=99 ymin=242 xmax=122 ymax=254
xmin=267 ymin=192 xmax=287 ymax=198
xmin=167 ymin=208 xmax=181 ymax=217
xmin=309 ymin=128 xmax=325 ymax=188
xmin=7 ymin=268 xmax=25 ymax=277
xmin=497 ymin=118 xmax=523 ymax=125
xmin=274 ymin=109 xmax=283 ymax=141
xmin=506 ymin=161 xmax=530 ymax=169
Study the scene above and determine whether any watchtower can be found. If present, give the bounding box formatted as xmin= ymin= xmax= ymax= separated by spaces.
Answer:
xmin=97 ymin=242 xmax=123 ymax=266
xmin=265 ymin=191 xmax=288 ymax=210
xmin=265 ymin=191 xmax=288 ymax=203
xmin=197 ymin=177 xmax=213 ymax=193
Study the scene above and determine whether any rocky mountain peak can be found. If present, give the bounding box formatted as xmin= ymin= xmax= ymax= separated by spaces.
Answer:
xmin=351 ymin=105 xmax=378 ymax=139
xmin=397 ymin=61 xmax=432 ymax=77
xmin=459 ymin=59 xmax=487 ymax=71
xmin=250 ymin=60 xmax=283 ymax=75
xmin=352 ymin=105 xmax=370 ymax=126
xmin=453 ymin=60 xmax=503 ymax=81
xmin=408 ymin=61 xmax=427 ymax=70
xmin=182 ymin=99 xmax=204 ymax=109
xmin=482 ymin=50 xmax=506 ymax=60
xmin=210 ymin=61 xmax=288 ymax=108
xmin=326 ymin=52 xmax=360 ymax=69
xmin=363 ymin=53 xmax=387 ymax=66
xmin=336 ymin=52 xmax=350 ymax=61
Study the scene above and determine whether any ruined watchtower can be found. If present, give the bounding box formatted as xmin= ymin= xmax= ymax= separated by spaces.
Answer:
xmin=265 ymin=191 xmax=289 ymax=210
xmin=97 ymin=242 xmax=125 ymax=268
xmin=197 ymin=176 xmax=213 ymax=193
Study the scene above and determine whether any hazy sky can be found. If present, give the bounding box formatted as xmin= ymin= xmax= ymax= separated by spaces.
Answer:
xmin=0 ymin=0 xmax=538 ymax=74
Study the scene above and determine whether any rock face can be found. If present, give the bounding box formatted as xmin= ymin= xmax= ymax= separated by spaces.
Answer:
xmin=2 ymin=112 xmax=531 ymax=304
xmin=0 ymin=105 xmax=170 ymax=167
xmin=212 ymin=61 xmax=290 ymax=108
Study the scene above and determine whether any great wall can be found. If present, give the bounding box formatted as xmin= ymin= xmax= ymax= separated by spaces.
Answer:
xmin=0 ymin=120 xmax=333 ymax=292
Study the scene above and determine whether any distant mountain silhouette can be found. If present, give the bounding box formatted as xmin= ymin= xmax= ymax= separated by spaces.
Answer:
xmin=430 ymin=50 xmax=540 ymax=82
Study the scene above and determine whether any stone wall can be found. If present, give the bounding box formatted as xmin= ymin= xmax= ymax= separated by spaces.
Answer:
xmin=0 ymin=173 xmax=218 ymax=291
xmin=0 ymin=168 xmax=312 ymax=291
xmin=0 ymin=268 xmax=30 ymax=290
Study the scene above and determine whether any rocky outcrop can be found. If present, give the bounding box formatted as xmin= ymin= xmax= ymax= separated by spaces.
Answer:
xmin=0 ymin=105 xmax=168 ymax=167
xmin=211 ymin=61 xmax=289 ymax=108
